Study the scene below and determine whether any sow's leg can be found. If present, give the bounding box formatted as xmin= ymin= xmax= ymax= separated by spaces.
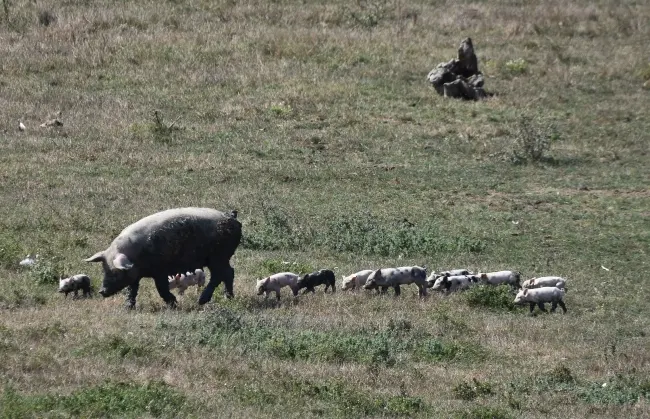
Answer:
xmin=154 ymin=276 xmax=178 ymax=308
xmin=199 ymin=263 xmax=234 ymax=305
xmin=126 ymin=279 xmax=141 ymax=310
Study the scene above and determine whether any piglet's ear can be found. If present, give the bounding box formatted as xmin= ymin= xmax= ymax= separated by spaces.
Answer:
xmin=85 ymin=252 xmax=104 ymax=263
xmin=374 ymin=269 xmax=382 ymax=278
xmin=523 ymin=289 xmax=528 ymax=296
xmin=113 ymin=253 xmax=134 ymax=270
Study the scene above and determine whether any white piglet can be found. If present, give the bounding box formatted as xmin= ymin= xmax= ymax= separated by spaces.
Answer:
xmin=169 ymin=269 xmax=206 ymax=295
xmin=514 ymin=287 xmax=567 ymax=314
xmin=477 ymin=270 xmax=521 ymax=289
xmin=341 ymin=270 xmax=374 ymax=291
xmin=522 ymin=276 xmax=567 ymax=290
xmin=256 ymin=272 xmax=300 ymax=300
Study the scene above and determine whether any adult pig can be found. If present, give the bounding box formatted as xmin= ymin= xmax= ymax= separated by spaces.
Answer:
xmin=84 ymin=207 xmax=241 ymax=309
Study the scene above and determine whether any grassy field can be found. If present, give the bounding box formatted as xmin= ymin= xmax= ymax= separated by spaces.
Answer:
xmin=1 ymin=0 xmax=649 ymax=417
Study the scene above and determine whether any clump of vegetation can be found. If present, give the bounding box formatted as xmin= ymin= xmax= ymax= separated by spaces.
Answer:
xmin=241 ymin=205 xmax=311 ymax=251
xmin=504 ymin=58 xmax=528 ymax=75
xmin=510 ymin=367 xmax=650 ymax=406
xmin=577 ymin=375 xmax=650 ymax=405
xmin=243 ymin=208 xmax=486 ymax=257
xmin=455 ymin=406 xmax=513 ymax=419
xmin=453 ymin=378 xmax=494 ymax=400
xmin=0 ymin=381 xmax=189 ymax=418
xmin=170 ymin=309 xmax=485 ymax=366
xmin=38 ymin=9 xmax=56 ymax=26
xmin=464 ymin=285 xmax=517 ymax=312
xmin=347 ymin=0 xmax=395 ymax=29
xmin=149 ymin=110 xmax=183 ymax=144
xmin=268 ymin=101 xmax=293 ymax=118
xmin=548 ymin=364 xmax=576 ymax=384
xmin=321 ymin=213 xmax=485 ymax=257
xmin=234 ymin=376 xmax=427 ymax=416
xmin=638 ymin=63 xmax=650 ymax=82
xmin=78 ymin=335 xmax=154 ymax=360
xmin=510 ymin=115 xmax=559 ymax=164
xmin=29 ymin=255 xmax=65 ymax=285
xmin=0 ymin=233 xmax=22 ymax=270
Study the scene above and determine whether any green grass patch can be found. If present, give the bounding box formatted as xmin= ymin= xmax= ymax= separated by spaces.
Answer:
xmin=162 ymin=308 xmax=486 ymax=366
xmin=453 ymin=378 xmax=494 ymax=401
xmin=75 ymin=335 xmax=155 ymax=361
xmin=233 ymin=376 xmax=427 ymax=417
xmin=510 ymin=365 xmax=650 ymax=406
xmin=0 ymin=233 xmax=23 ymax=270
xmin=463 ymin=285 xmax=518 ymax=312
xmin=243 ymin=210 xmax=486 ymax=257
xmin=504 ymin=58 xmax=528 ymax=75
xmin=454 ymin=406 xmax=513 ymax=419
xmin=0 ymin=381 xmax=190 ymax=418
xmin=29 ymin=256 xmax=65 ymax=286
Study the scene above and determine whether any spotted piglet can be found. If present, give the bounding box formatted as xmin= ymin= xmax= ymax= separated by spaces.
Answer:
xmin=58 ymin=274 xmax=92 ymax=298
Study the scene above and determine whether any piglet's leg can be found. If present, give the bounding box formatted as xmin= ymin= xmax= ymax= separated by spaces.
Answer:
xmin=529 ymin=302 xmax=536 ymax=313
xmin=126 ymin=279 xmax=140 ymax=310
xmin=537 ymin=302 xmax=548 ymax=312
xmin=551 ymin=301 xmax=558 ymax=312
xmin=558 ymin=301 xmax=567 ymax=313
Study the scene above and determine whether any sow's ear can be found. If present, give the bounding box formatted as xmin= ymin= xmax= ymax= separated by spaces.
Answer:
xmin=85 ymin=252 xmax=105 ymax=263
xmin=113 ymin=253 xmax=134 ymax=270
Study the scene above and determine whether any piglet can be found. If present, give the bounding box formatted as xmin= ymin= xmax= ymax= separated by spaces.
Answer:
xmin=521 ymin=276 xmax=567 ymax=290
xmin=477 ymin=270 xmax=521 ymax=289
xmin=256 ymin=272 xmax=300 ymax=300
xmin=341 ymin=270 xmax=374 ymax=291
xmin=514 ymin=287 xmax=567 ymax=314
xmin=296 ymin=269 xmax=336 ymax=294
xmin=58 ymin=274 xmax=92 ymax=298
xmin=168 ymin=269 xmax=206 ymax=295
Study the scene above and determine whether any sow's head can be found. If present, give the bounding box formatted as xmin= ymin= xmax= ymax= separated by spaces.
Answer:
xmin=85 ymin=251 xmax=137 ymax=297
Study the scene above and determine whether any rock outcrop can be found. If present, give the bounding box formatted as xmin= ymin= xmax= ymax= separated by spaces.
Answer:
xmin=426 ymin=38 xmax=489 ymax=100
